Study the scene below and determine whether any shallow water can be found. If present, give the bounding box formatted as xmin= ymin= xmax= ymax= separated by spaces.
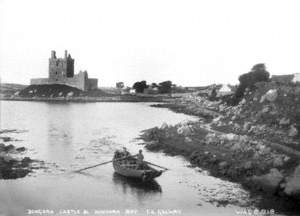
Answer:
xmin=0 ymin=101 xmax=261 ymax=216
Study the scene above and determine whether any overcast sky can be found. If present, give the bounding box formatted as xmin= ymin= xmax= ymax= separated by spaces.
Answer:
xmin=1 ymin=0 xmax=300 ymax=87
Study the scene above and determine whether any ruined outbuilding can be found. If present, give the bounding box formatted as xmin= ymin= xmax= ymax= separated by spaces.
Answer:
xmin=271 ymin=73 xmax=300 ymax=84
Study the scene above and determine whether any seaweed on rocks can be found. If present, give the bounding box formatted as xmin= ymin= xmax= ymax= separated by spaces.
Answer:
xmin=0 ymin=143 xmax=37 ymax=179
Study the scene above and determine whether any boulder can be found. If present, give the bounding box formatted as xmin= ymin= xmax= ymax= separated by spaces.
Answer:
xmin=231 ymin=142 xmax=242 ymax=151
xmin=4 ymin=144 xmax=15 ymax=152
xmin=251 ymin=168 xmax=284 ymax=194
xmin=260 ymin=146 xmax=271 ymax=155
xmin=261 ymin=106 xmax=269 ymax=113
xmin=177 ymin=125 xmax=193 ymax=136
xmin=160 ymin=122 xmax=168 ymax=129
xmin=66 ymin=91 xmax=74 ymax=97
xmin=184 ymin=137 xmax=192 ymax=143
xmin=205 ymin=133 xmax=219 ymax=145
xmin=0 ymin=153 xmax=15 ymax=163
xmin=218 ymin=105 xmax=226 ymax=112
xmin=243 ymin=122 xmax=251 ymax=131
xmin=0 ymin=143 xmax=5 ymax=152
xmin=16 ymin=147 xmax=26 ymax=152
xmin=288 ymin=125 xmax=298 ymax=137
xmin=284 ymin=165 xmax=300 ymax=196
xmin=212 ymin=116 xmax=222 ymax=123
xmin=272 ymin=156 xmax=284 ymax=167
xmin=218 ymin=161 xmax=228 ymax=169
xmin=283 ymin=156 xmax=290 ymax=162
xmin=248 ymin=126 xmax=256 ymax=133
xmin=239 ymin=98 xmax=246 ymax=105
xmin=234 ymin=123 xmax=240 ymax=130
xmin=0 ymin=137 xmax=12 ymax=142
xmin=21 ymin=157 xmax=33 ymax=166
xmin=279 ymin=118 xmax=290 ymax=126
xmin=260 ymin=89 xmax=278 ymax=103
xmin=221 ymin=133 xmax=237 ymax=141
xmin=243 ymin=161 xmax=253 ymax=170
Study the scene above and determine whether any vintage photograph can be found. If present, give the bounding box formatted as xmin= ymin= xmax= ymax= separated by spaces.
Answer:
xmin=0 ymin=0 xmax=300 ymax=215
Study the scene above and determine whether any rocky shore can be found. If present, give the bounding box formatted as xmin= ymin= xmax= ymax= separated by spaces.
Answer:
xmin=0 ymin=130 xmax=38 ymax=179
xmin=140 ymin=81 xmax=300 ymax=213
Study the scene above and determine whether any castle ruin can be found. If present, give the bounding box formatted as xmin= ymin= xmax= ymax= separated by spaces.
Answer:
xmin=30 ymin=50 xmax=98 ymax=91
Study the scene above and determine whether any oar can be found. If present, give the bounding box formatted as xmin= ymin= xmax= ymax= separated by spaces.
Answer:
xmin=74 ymin=154 xmax=137 ymax=173
xmin=144 ymin=161 xmax=169 ymax=171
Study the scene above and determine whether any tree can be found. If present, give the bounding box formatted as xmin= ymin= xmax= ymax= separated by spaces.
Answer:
xmin=158 ymin=81 xmax=172 ymax=94
xmin=132 ymin=81 xmax=148 ymax=93
xmin=116 ymin=82 xmax=124 ymax=89
xmin=151 ymin=83 xmax=158 ymax=88
xmin=233 ymin=63 xmax=270 ymax=103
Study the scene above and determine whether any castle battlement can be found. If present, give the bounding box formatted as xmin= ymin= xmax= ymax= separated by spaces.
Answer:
xmin=30 ymin=50 xmax=98 ymax=91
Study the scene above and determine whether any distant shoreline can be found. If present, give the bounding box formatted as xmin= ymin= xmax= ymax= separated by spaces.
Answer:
xmin=0 ymin=95 xmax=174 ymax=103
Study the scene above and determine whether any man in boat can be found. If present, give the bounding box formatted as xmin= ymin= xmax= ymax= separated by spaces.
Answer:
xmin=137 ymin=149 xmax=144 ymax=169
xmin=122 ymin=147 xmax=130 ymax=157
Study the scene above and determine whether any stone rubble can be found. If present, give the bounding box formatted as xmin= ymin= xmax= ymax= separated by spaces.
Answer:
xmin=143 ymin=81 xmax=300 ymax=204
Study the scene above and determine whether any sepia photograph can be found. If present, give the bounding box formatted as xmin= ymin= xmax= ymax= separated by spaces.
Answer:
xmin=1 ymin=0 xmax=300 ymax=215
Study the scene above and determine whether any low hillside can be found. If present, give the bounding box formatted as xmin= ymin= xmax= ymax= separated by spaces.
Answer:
xmin=0 ymin=83 xmax=28 ymax=96
xmin=18 ymin=84 xmax=110 ymax=98
xmin=214 ymin=81 xmax=300 ymax=150
xmin=19 ymin=84 xmax=83 ymax=97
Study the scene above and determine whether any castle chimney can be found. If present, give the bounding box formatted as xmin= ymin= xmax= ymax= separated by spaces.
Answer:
xmin=64 ymin=50 xmax=68 ymax=59
xmin=51 ymin=50 xmax=56 ymax=59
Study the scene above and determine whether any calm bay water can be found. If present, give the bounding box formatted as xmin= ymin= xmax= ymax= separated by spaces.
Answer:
xmin=0 ymin=101 xmax=254 ymax=216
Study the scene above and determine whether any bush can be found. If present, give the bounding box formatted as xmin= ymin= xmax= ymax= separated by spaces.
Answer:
xmin=232 ymin=63 xmax=270 ymax=104
xmin=132 ymin=81 xmax=148 ymax=93
xmin=158 ymin=81 xmax=172 ymax=94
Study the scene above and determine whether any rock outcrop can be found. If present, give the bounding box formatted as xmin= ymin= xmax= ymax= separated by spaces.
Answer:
xmin=0 ymin=142 xmax=36 ymax=179
xmin=284 ymin=165 xmax=300 ymax=198
xmin=251 ymin=168 xmax=284 ymax=194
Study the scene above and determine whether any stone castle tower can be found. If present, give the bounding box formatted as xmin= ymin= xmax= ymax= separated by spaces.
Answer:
xmin=30 ymin=50 xmax=98 ymax=91
xmin=49 ymin=50 xmax=74 ymax=81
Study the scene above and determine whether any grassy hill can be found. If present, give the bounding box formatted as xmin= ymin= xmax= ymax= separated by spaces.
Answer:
xmin=0 ymin=83 xmax=28 ymax=96
xmin=18 ymin=84 xmax=111 ymax=98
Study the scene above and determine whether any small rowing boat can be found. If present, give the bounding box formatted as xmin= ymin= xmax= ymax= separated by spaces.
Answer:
xmin=113 ymin=150 xmax=163 ymax=181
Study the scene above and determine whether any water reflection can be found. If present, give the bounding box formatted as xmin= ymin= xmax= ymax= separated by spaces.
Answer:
xmin=46 ymin=103 xmax=75 ymax=166
xmin=112 ymin=173 xmax=162 ymax=201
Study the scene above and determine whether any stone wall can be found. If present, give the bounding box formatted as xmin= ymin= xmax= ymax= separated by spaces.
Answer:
xmin=30 ymin=75 xmax=98 ymax=91
xmin=30 ymin=78 xmax=50 ymax=85
xmin=272 ymin=73 xmax=300 ymax=84
xmin=271 ymin=75 xmax=294 ymax=84
xmin=87 ymin=79 xmax=98 ymax=90
xmin=66 ymin=72 xmax=86 ymax=90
